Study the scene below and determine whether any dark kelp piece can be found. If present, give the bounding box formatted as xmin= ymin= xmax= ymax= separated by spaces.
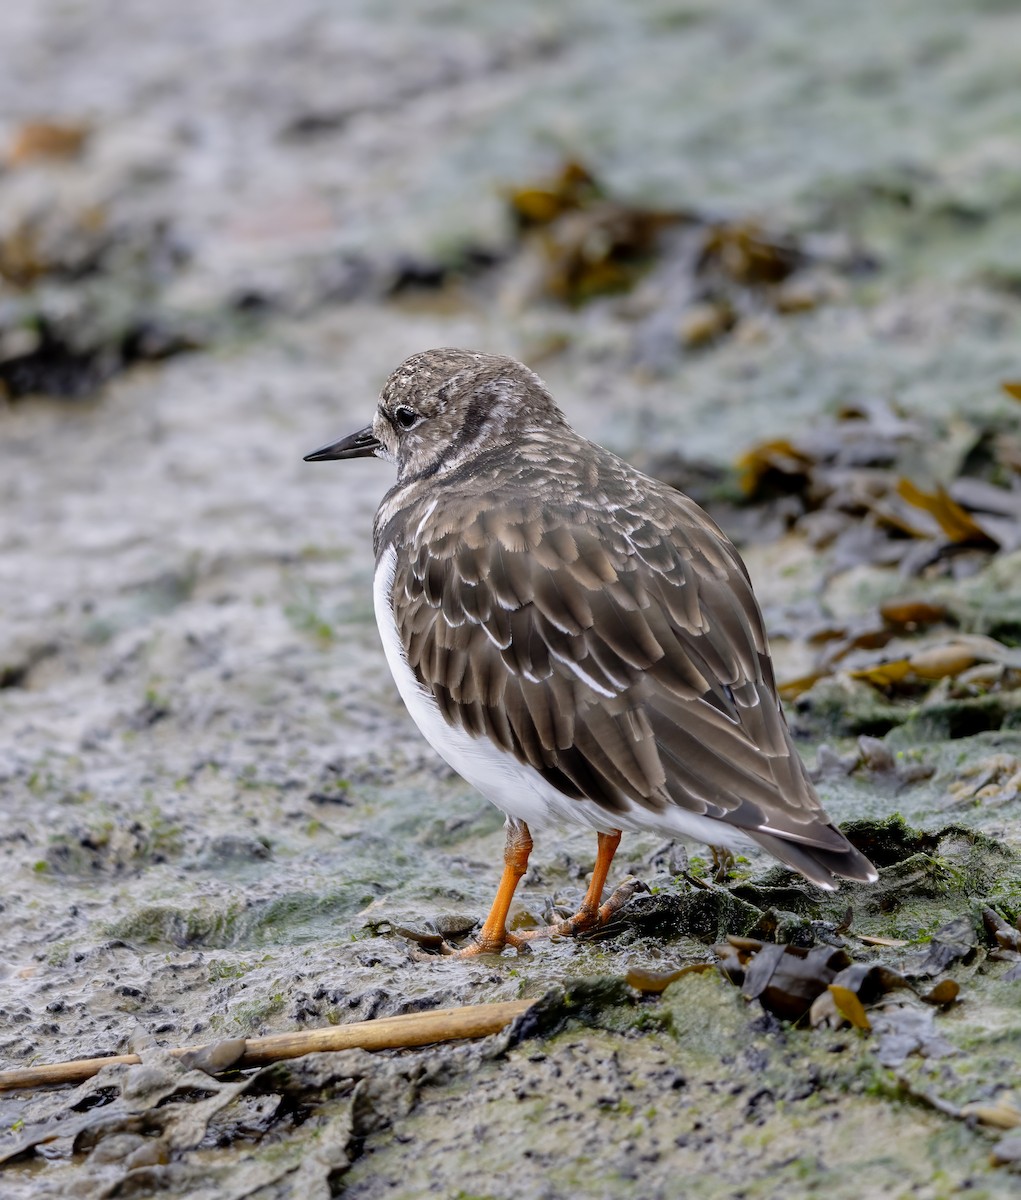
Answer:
xmin=714 ymin=935 xmax=964 ymax=1029
xmin=713 ymin=936 xmax=851 ymax=1020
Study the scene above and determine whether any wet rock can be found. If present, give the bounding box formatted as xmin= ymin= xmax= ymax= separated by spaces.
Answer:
xmin=729 ymin=879 xmax=821 ymax=918
xmin=903 ymin=915 xmax=979 ymax=978
xmin=794 ymin=676 xmax=906 ymax=738
xmin=992 ymin=1130 xmax=1021 ymax=1169
xmin=618 ymin=885 xmax=763 ymax=944
xmin=660 ymin=970 xmax=753 ymax=1060
xmin=108 ymin=902 xmax=247 ymax=949
xmin=839 ymin=814 xmax=1006 ymax=876
xmin=0 ymin=200 xmax=200 ymax=399
xmin=745 ymin=906 xmax=815 ymax=946
xmin=812 ymin=741 xmax=861 ymax=778
xmin=929 ymin=695 xmax=1021 ymax=739
xmin=871 ymin=1004 xmax=956 ymax=1068
xmin=0 ymin=640 xmax=59 ymax=689
xmin=200 ymin=834 xmax=272 ymax=864
xmin=504 ymin=978 xmax=635 ymax=1046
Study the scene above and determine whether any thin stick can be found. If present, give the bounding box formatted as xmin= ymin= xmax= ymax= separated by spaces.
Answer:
xmin=0 ymin=999 xmax=534 ymax=1093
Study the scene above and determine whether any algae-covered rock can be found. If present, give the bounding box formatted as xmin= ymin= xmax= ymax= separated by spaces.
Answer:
xmin=732 ymin=815 xmax=1019 ymax=941
xmin=794 ymin=676 xmax=1021 ymax=743
xmin=620 ymin=885 xmax=763 ymax=943
xmin=794 ymin=676 xmax=908 ymax=738
xmin=108 ymin=901 xmax=248 ymax=949
xmin=505 ymin=976 xmax=636 ymax=1044
xmin=901 ymin=693 xmax=1021 ymax=741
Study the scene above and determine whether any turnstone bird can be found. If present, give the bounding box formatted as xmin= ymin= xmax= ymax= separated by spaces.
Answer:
xmin=305 ymin=349 xmax=877 ymax=954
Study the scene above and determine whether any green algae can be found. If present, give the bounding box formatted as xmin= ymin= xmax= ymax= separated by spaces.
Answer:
xmin=342 ymin=969 xmax=1019 ymax=1200
xmin=106 ymin=884 xmax=389 ymax=949
xmin=210 ymin=991 xmax=287 ymax=1037
xmin=107 ymin=900 xmax=249 ymax=948
xmin=901 ymin=695 xmax=1021 ymax=742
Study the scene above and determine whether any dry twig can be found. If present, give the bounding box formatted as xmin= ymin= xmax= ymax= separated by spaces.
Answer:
xmin=0 ymin=999 xmax=534 ymax=1092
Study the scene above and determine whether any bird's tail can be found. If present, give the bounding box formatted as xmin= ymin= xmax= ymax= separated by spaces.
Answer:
xmin=747 ymin=828 xmax=879 ymax=892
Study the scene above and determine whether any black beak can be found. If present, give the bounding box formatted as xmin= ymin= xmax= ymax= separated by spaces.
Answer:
xmin=303 ymin=425 xmax=380 ymax=462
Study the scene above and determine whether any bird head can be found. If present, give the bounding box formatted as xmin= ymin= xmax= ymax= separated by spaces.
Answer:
xmin=304 ymin=348 xmax=566 ymax=482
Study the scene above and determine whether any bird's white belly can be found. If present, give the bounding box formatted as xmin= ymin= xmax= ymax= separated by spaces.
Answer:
xmin=372 ymin=544 xmax=751 ymax=848
xmin=372 ymin=547 xmax=579 ymax=829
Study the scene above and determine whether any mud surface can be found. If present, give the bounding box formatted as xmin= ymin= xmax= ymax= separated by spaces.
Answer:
xmin=2 ymin=2 xmax=1020 ymax=1197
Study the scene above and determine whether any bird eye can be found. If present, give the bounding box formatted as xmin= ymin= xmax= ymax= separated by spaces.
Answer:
xmin=394 ymin=406 xmax=419 ymax=430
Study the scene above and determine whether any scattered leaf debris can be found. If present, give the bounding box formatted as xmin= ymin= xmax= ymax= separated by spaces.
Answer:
xmin=7 ymin=119 xmax=90 ymax=166
xmin=713 ymin=932 xmax=967 ymax=1059
xmin=961 ymin=1093 xmax=1021 ymax=1131
xmin=945 ymin=755 xmax=1021 ymax=810
xmin=732 ymin=396 xmax=1021 ymax=576
xmin=507 ymin=160 xmax=689 ymax=305
xmin=502 ymin=158 xmax=869 ymax=323
xmin=625 ymin=962 xmax=715 ymax=994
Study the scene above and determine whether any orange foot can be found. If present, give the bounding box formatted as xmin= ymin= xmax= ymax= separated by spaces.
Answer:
xmin=425 ymin=826 xmax=643 ymax=957
xmin=516 ymin=877 xmax=648 ymax=943
xmin=437 ymin=929 xmax=532 ymax=957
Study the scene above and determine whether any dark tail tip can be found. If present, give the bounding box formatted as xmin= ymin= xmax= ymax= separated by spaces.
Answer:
xmin=749 ymin=829 xmax=879 ymax=891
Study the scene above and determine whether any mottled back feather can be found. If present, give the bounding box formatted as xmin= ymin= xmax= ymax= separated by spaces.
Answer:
xmin=375 ymin=423 xmax=874 ymax=887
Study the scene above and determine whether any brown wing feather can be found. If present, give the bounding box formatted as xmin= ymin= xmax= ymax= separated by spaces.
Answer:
xmin=390 ymin=470 xmax=869 ymax=880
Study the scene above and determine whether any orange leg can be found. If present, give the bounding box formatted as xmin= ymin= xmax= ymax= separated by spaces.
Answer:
xmin=443 ymin=819 xmax=533 ymax=957
xmin=572 ymin=829 xmax=623 ymax=927
xmin=518 ymin=829 xmax=644 ymax=941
